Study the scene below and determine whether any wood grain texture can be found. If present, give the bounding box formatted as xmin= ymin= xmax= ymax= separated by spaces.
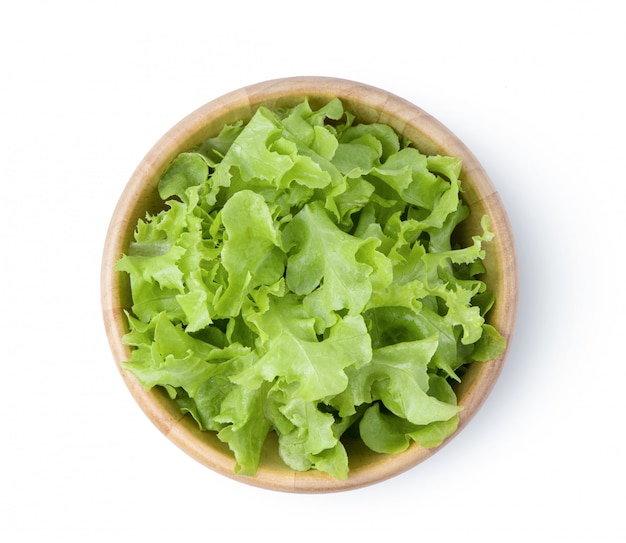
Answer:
xmin=101 ymin=76 xmax=519 ymax=493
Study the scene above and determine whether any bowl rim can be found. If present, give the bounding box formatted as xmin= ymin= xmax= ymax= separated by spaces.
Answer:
xmin=101 ymin=76 xmax=519 ymax=493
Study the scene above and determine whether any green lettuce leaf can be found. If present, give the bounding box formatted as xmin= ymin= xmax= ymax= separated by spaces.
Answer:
xmin=214 ymin=189 xmax=285 ymax=317
xmin=215 ymin=381 xmax=273 ymax=476
xmin=283 ymin=202 xmax=378 ymax=328
xmin=121 ymin=312 xmax=250 ymax=397
xmin=232 ymin=295 xmax=371 ymax=401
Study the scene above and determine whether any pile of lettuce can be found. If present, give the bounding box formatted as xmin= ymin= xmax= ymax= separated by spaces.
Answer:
xmin=115 ymin=98 xmax=505 ymax=479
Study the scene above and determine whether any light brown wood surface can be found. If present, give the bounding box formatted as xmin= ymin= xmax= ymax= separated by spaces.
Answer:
xmin=101 ymin=76 xmax=519 ymax=493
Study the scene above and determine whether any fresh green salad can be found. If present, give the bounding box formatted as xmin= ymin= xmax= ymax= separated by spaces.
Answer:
xmin=115 ymin=98 xmax=505 ymax=479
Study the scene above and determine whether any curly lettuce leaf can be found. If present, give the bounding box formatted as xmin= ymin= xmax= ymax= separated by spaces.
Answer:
xmin=120 ymin=312 xmax=250 ymax=397
xmin=214 ymin=190 xmax=285 ymax=317
xmin=232 ymin=295 xmax=371 ymax=401
xmin=329 ymin=339 xmax=460 ymax=424
xmin=214 ymin=381 xmax=273 ymax=476
xmin=283 ymin=202 xmax=379 ymax=328
xmin=158 ymin=152 xmax=210 ymax=204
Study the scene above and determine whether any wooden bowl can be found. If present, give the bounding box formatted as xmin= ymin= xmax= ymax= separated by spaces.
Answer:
xmin=101 ymin=76 xmax=518 ymax=493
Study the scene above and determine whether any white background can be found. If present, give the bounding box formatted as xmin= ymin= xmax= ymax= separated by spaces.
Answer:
xmin=2 ymin=1 xmax=624 ymax=540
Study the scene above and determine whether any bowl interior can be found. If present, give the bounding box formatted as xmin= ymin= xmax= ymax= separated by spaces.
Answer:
xmin=101 ymin=76 xmax=518 ymax=493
